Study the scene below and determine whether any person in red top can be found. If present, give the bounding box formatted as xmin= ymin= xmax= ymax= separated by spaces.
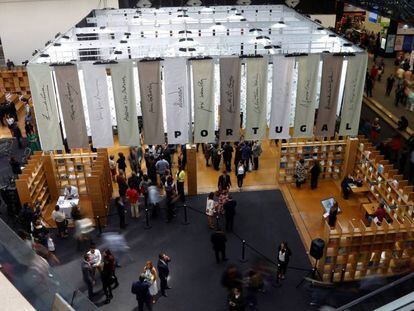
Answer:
xmin=126 ymin=187 xmax=140 ymax=218
xmin=373 ymin=203 xmax=387 ymax=224
xmin=387 ymin=134 xmax=402 ymax=162
xmin=370 ymin=65 xmax=379 ymax=83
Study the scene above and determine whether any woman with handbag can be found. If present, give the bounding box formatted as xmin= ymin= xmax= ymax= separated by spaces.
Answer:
xmin=143 ymin=260 xmax=158 ymax=304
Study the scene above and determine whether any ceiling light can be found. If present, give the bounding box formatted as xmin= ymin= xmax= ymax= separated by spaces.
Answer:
xmin=272 ymin=21 xmax=287 ymax=28
xmin=209 ymin=22 xmax=226 ymax=31
xmin=186 ymin=0 xmax=202 ymax=6
xmin=136 ymin=0 xmax=151 ymax=8
xmin=228 ymin=13 xmax=245 ymax=21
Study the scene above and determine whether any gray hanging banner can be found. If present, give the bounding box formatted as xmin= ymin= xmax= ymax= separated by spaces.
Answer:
xmin=54 ymin=65 xmax=89 ymax=149
xmin=111 ymin=61 xmax=140 ymax=146
xmin=219 ymin=57 xmax=241 ymax=142
xmin=138 ymin=61 xmax=165 ymax=145
xmin=315 ymin=55 xmax=344 ymax=137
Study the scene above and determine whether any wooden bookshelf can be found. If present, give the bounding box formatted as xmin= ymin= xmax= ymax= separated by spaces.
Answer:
xmin=0 ymin=67 xmax=31 ymax=95
xmin=276 ymin=137 xmax=349 ymax=183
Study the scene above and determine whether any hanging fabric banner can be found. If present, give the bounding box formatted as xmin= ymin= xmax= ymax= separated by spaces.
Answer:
xmin=27 ymin=64 xmax=63 ymax=150
xmin=219 ymin=57 xmax=241 ymax=142
xmin=111 ymin=61 xmax=140 ymax=146
xmin=293 ymin=54 xmax=320 ymax=138
xmin=54 ymin=65 xmax=89 ymax=149
xmin=315 ymin=55 xmax=344 ymax=137
xmin=192 ymin=58 xmax=215 ymax=143
xmin=138 ymin=61 xmax=165 ymax=145
xmin=339 ymin=53 xmax=368 ymax=136
xmin=164 ymin=58 xmax=190 ymax=144
xmin=245 ymin=57 xmax=268 ymax=141
xmin=82 ymin=63 xmax=114 ymax=148
xmin=269 ymin=56 xmax=295 ymax=139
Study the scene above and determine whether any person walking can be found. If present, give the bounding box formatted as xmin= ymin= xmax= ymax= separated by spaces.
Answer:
xmin=131 ymin=274 xmax=152 ymax=311
xmin=310 ymin=161 xmax=321 ymax=190
xmin=277 ymin=242 xmax=292 ymax=280
xmin=176 ymin=167 xmax=186 ymax=203
xmin=81 ymin=253 xmax=94 ymax=300
xmin=157 ymin=253 xmax=171 ymax=297
xmin=143 ymin=260 xmax=158 ymax=304
xmin=295 ymin=159 xmax=306 ymax=188
xmin=223 ymin=195 xmax=236 ymax=232
xmin=126 ymin=186 xmax=140 ymax=219
xmin=115 ymin=196 xmax=127 ymax=229
xmin=223 ymin=142 xmax=234 ymax=172
xmin=218 ymin=170 xmax=231 ymax=192
xmin=116 ymin=152 xmax=127 ymax=172
xmin=101 ymin=250 xmax=115 ymax=304
xmin=206 ymin=192 xmax=216 ymax=229
xmin=211 ymin=230 xmax=228 ymax=263
xmin=252 ymin=141 xmax=262 ymax=170
xmin=236 ymin=161 xmax=245 ymax=190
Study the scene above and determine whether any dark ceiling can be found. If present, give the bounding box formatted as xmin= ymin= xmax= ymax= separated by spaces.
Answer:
xmin=119 ymin=0 xmax=414 ymax=25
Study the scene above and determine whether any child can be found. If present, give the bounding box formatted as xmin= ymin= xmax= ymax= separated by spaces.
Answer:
xmin=109 ymin=155 xmax=116 ymax=182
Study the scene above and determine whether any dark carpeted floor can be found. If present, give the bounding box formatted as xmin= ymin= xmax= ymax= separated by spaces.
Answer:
xmin=52 ymin=190 xmax=314 ymax=311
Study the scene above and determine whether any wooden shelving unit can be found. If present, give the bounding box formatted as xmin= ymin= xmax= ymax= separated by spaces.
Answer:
xmin=276 ymin=137 xmax=351 ymax=183
xmin=15 ymin=152 xmax=57 ymax=212
xmin=318 ymin=136 xmax=414 ymax=283
xmin=0 ymin=67 xmax=31 ymax=95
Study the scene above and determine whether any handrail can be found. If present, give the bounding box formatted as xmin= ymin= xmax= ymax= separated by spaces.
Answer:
xmin=363 ymin=96 xmax=413 ymax=141
xmin=335 ymin=272 xmax=414 ymax=311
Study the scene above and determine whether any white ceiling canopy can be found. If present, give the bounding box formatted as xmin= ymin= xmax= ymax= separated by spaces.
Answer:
xmin=30 ymin=5 xmax=362 ymax=64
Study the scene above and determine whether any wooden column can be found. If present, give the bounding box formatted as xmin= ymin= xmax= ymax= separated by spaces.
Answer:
xmin=342 ymin=137 xmax=359 ymax=180
xmin=186 ymin=144 xmax=197 ymax=196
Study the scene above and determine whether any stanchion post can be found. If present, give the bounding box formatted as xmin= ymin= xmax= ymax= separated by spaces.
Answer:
xmin=239 ymin=239 xmax=248 ymax=263
xmin=215 ymin=215 xmax=220 ymax=229
xmin=182 ymin=204 xmax=189 ymax=225
xmin=330 ymin=270 xmax=335 ymax=283
xmin=96 ymin=216 xmax=102 ymax=235
xmin=340 ymin=268 xmax=345 ymax=282
xmin=144 ymin=208 xmax=152 ymax=230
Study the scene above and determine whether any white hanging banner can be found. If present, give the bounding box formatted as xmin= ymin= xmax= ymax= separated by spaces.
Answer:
xmin=269 ymin=56 xmax=295 ymax=139
xmin=27 ymin=64 xmax=63 ymax=150
xmin=111 ymin=61 xmax=140 ymax=146
xmin=339 ymin=53 xmax=368 ymax=136
xmin=164 ymin=58 xmax=190 ymax=144
xmin=219 ymin=57 xmax=241 ymax=142
xmin=293 ymin=54 xmax=320 ymax=138
xmin=82 ymin=63 xmax=114 ymax=148
xmin=192 ymin=59 xmax=215 ymax=143
xmin=245 ymin=57 xmax=268 ymax=141
xmin=315 ymin=55 xmax=344 ymax=137
xmin=138 ymin=61 xmax=165 ymax=145
xmin=54 ymin=64 xmax=89 ymax=149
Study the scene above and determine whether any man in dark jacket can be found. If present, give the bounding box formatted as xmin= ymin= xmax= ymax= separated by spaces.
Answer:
xmin=115 ymin=197 xmax=126 ymax=229
xmin=223 ymin=142 xmax=234 ymax=172
xmin=157 ymin=253 xmax=171 ymax=297
xmin=131 ymin=274 xmax=152 ymax=311
xmin=81 ymin=254 xmax=94 ymax=299
xmin=128 ymin=171 xmax=140 ymax=192
xmin=211 ymin=230 xmax=228 ymax=263
xmin=223 ymin=195 xmax=236 ymax=232
xmin=218 ymin=170 xmax=231 ymax=192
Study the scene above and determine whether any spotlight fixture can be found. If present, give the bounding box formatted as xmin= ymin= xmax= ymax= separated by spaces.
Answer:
xmin=237 ymin=0 xmax=252 ymax=4
xmin=136 ymin=0 xmax=152 ymax=8
xmin=271 ymin=21 xmax=287 ymax=28
xmin=186 ymin=0 xmax=202 ymax=6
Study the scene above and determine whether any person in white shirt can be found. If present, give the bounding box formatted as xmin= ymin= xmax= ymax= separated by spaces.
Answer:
xmin=51 ymin=205 xmax=67 ymax=238
xmin=87 ymin=243 xmax=102 ymax=276
xmin=206 ymin=192 xmax=216 ymax=229
xmin=64 ymin=185 xmax=79 ymax=199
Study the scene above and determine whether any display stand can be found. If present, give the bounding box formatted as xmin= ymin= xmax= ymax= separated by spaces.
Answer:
xmin=276 ymin=136 xmax=348 ymax=183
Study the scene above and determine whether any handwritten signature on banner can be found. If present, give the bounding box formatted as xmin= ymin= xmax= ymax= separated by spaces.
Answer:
xmin=197 ymin=78 xmax=212 ymax=112
xmin=169 ymin=86 xmax=184 ymax=108
xmin=325 ymin=70 xmax=335 ymax=110
xmin=225 ymin=76 xmax=236 ymax=114
xmin=253 ymin=73 xmax=261 ymax=113
xmin=300 ymin=78 xmax=313 ymax=107
xmin=347 ymin=77 xmax=358 ymax=111
xmin=40 ymin=85 xmax=51 ymax=121
xmin=147 ymin=82 xmax=159 ymax=114
xmin=93 ymin=79 xmax=105 ymax=121
xmin=121 ymin=76 xmax=130 ymax=122
xmin=64 ymin=82 xmax=79 ymax=121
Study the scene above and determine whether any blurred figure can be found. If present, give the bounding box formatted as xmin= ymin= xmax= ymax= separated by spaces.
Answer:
xmin=221 ymin=264 xmax=243 ymax=292
xmin=148 ymin=185 xmax=161 ymax=217
xmin=211 ymin=230 xmax=228 ymax=263
xmin=115 ymin=197 xmax=127 ymax=229
xmin=228 ymin=287 xmax=246 ymax=311
xmin=101 ymin=232 xmax=131 ymax=267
